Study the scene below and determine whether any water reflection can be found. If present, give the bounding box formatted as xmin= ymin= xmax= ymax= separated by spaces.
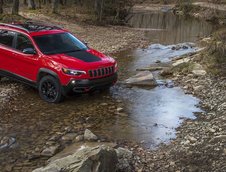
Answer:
xmin=129 ymin=12 xmax=214 ymax=44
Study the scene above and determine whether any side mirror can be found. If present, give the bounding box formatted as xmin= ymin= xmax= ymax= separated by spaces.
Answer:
xmin=23 ymin=48 xmax=36 ymax=55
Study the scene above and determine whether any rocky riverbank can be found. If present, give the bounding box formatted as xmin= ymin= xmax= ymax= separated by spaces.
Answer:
xmin=125 ymin=49 xmax=226 ymax=171
xmin=174 ymin=1 xmax=226 ymax=25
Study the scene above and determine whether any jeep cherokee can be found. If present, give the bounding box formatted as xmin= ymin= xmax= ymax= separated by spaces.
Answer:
xmin=0 ymin=22 xmax=118 ymax=103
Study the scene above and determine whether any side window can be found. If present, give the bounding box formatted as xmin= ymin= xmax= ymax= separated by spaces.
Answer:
xmin=0 ymin=30 xmax=15 ymax=48
xmin=16 ymin=33 xmax=34 ymax=52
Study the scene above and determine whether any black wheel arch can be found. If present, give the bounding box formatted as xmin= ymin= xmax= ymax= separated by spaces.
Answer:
xmin=37 ymin=68 xmax=60 ymax=83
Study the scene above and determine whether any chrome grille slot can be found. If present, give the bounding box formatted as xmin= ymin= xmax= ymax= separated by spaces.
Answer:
xmin=89 ymin=66 xmax=114 ymax=78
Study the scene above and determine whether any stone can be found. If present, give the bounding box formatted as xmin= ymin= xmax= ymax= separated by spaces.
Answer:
xmin=61 ymin=133 xmax=77 ymax=141
xmin=116 ymin=147 xmax=133 ymax=159
xmin=124 ymin=71 xmax=157 ymax=87
xmin=208 ymin=128 xmax=216 ymax=133
xmin=116 ymin=147 xmax=133 ymax=172
xmin=33 ymin=146 xmax=118 ymax=172
xmin=84 ymin=129 xmax=98 ymax=141
xmin=100 ymin=103 xmax=108 ymax=106
xmin=117 ymin=107 xmax=124 ymax=113
xmin=0 ymin=136 xmax=16 ymax=150
xmin=41 ymin=145 xmax=60 ymax=157
xmin=188 ymin=136 xmax=197 ymax=143
xmin=160 ymin=68 xmax=173 ymax=76
xmin=192 ymin=63 xmax=206 ymax=76
xmin=136 ymin=66 xmax=165 ymax=71
xmin=193 ymin=85 xmax=204 ymax=92
xmin=172 ymin=58 xmax=190 ymax=66
xmin=192 ymin=70 xmax=207 ymax=76
xmin=74 ymin=135 xmax=84 ymax=142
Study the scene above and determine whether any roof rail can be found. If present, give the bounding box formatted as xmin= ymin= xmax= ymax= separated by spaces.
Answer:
xmin=0 ymin=23 xmax=29 ymax=33
xmin=25 ymin=20 xmax=63 ymax=30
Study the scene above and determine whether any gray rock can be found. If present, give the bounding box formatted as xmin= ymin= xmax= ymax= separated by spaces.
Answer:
xmin=116 ymin=147 xmax=133 ymax=172
xmin=192 ymin=63 xmax=206 ymax=76
xmin=61 ymin=133 xmax=77 ymax=141
xmin=84 ymin=129 xmax=98 ymax=141
xmin=117 ymin=107 xmax=124 ymax=113
xmin=192 ymin=70 xmax=207 ymax=76
xmin=74 ymin=135 xmax=84 ymax=142
xmin=188 ymin=136 xmax=197 ymax=144
xmin=0 ymin=136 xmax=16 ymax=150
xmin=116 ymin=147 xmax=133 ymax=159
xmin=33 ymin=146 xmax=118 ymax=172
xmin=41 ymin=145 xmax=60 ymax=157
xmin=124 ymin=71 xmax=157 ymax=87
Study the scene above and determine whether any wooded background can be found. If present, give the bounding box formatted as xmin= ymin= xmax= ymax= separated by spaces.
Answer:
xmin=0 ymin=0 xmax=136 ymax=24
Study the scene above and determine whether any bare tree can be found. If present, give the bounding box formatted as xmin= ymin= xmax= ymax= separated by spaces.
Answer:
xmin=0 ymin=0 xmax=3 ymax=14
xmin=12 ymin=0 xmax=19 ymax=15
xmin=52 ymin=0 xmax=59 ymax=13
xmin=23 ymin=0 xmax=28 ymax=5
xmin=28 ymin=0 xmax=36 ymax=10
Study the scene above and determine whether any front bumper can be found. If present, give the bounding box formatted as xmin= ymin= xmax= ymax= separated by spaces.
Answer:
xmin=63 ymin=73 xmax=118 ymax=94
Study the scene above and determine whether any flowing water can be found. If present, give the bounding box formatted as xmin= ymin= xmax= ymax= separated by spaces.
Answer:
xmin=0 ymin=11 xmax=216 ymax=169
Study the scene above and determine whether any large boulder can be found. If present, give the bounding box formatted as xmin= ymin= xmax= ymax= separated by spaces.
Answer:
xmin=124 ymin=71 xmax=157 ymax=87
xmin=33 ymin=145 xmax=118 ymax=172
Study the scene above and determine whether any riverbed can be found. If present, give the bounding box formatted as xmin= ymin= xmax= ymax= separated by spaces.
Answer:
xmin=0 ymin=10 xmax=216 ymax=171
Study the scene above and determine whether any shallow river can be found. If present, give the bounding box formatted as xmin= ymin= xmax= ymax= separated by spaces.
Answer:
xmin=0 ymin=10 xmax=215 ymax=170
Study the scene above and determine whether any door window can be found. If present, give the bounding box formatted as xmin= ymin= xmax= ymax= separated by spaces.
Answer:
xmin=15 ymin=33 xmax=34 ymax=52
xmin=0 ymin=30 xmax=15 ymax=48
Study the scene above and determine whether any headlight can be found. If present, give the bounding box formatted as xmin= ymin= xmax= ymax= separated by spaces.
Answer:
xmin=62 ymin=68 xmax=86 ymax=76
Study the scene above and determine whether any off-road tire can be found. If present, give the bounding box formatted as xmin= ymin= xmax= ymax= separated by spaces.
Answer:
xmin=38 ymin=75 xmax=64 ymax=103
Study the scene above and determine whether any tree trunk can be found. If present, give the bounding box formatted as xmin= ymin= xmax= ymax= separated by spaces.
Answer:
xmin=38 ymin=0 xmax=41 ymax=8
xmin=23 ymin=0 xmax=28 ymax=5
xmin=28 ymin=0 xmax=36 ymax=10
xmin=99 ymin=0 xmax=104 ymax=22
xmin=12 ymin=0 xmax=19 ymax=15
xmin=52 ymin=0 xmax=59 ymax=14
xmin=0 ymin=0 xmax=3 ymax=14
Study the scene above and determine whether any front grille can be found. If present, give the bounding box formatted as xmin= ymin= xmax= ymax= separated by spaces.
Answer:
xmin=89 ymin=66 xmax=114 ymax=78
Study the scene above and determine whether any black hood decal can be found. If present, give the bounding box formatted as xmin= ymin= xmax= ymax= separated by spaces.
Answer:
xmin=65 ymin=51 xmax=102 ymax=62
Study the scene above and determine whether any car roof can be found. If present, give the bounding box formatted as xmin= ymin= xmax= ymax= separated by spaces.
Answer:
xmin=0 ymin=21 xmax=68 ymax=36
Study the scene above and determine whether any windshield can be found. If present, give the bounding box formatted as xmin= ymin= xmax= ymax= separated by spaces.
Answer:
xmin=33 ymin=32 xmax=88 ymax=55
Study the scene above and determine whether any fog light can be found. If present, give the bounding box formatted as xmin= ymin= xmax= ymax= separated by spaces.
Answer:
xmin=71 ymin=80 xmax=76 ymax=84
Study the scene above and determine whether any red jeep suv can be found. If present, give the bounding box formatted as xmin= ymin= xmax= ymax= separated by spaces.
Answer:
xmin=0 ymin=22 xmax=118 ymax=103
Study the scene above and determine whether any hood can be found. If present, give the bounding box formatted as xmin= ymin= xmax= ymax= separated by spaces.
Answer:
xmin=48 ymin=49 xmax=115 ymax=70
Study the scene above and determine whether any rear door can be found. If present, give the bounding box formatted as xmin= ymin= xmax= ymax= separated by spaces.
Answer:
xmin=13 ymin=32 xmax=40 ymax=81
xmin=0 ymin=29 xmax=17 ymax=74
